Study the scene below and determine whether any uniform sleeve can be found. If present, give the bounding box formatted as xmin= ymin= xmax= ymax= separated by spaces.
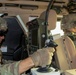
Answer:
xmin=0 ymin=61 xmax=21 ymax=75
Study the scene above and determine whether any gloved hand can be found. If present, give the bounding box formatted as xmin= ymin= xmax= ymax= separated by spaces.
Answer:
xmin=30 ymin=47 xmax=55 ymax=67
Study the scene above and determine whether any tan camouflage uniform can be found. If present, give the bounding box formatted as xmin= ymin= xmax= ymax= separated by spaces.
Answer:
xmin=0 ymin=61 xmax=20 ymax=75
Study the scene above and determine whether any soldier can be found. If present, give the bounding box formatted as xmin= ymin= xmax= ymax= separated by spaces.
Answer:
xmin=61 ymin=14 xmax=76 ymax=69
xmin=61 ymin=14 xmax=76 ymax=46
xmin=0 ymin=17 xmax=55 ymax=75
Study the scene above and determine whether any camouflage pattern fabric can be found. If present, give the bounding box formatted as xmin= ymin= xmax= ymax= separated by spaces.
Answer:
xmin=0 ymin=17 xmax=8 ymax=31
xmin=61 ymin=14 xmax=76 ymax=30
xmin=0 ymin=61 xmax=20 ymax=75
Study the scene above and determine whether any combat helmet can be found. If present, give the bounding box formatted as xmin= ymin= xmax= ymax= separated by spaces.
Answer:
xmin=0 ymin=17 xmax=8 ymax=36
xmin=61 ymin=14 xmax=76 ymax=30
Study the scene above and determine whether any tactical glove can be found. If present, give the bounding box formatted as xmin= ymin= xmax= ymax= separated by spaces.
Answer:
xmin=30 ymin=47 xmax=55 ymax=67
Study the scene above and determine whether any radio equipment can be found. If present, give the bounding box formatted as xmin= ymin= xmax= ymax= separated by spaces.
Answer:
xmin=26 ymin=18 xmax=46 ymax=54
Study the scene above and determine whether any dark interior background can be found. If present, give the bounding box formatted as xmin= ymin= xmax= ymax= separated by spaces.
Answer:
xmin=1 ymin=16 xmax=28 ymax=61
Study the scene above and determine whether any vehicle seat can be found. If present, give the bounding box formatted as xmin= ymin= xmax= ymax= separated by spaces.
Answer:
xmin=54 ymin=34 xmax=76 ymax=70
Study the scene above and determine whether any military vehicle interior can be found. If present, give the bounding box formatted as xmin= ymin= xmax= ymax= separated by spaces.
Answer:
xmin=0 ymin=0 xmax=76 ymax=75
